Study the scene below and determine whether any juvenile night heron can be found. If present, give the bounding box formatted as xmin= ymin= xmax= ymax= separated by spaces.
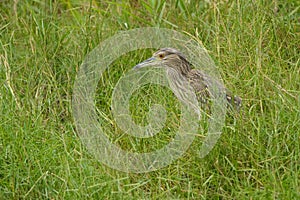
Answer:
xmin=133 ymin=48 xmax=242 ymax=111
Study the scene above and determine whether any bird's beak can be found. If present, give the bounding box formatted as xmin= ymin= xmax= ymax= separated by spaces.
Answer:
xmin=133 ymin=57 xmax=156 ymax=70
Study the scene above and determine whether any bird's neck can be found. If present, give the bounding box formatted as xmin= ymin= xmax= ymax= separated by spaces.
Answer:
xmin=167 ymin=60 xmax=191 ymax=76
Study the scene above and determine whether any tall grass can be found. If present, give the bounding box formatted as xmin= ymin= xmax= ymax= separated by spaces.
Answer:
xmin=0 ymin=0 xmax=299 ymax=199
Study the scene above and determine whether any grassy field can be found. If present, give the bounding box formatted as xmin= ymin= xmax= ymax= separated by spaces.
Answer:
xmin=1 ymin=0 xmax=299 ymax=199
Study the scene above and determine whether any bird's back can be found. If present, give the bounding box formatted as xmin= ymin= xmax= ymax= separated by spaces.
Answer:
xmin=187 ymin=69 xmax=241 ymax=109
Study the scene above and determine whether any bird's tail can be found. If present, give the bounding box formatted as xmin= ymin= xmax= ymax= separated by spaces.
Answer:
xmin=226 ymin=93 xmax=242 ymax=111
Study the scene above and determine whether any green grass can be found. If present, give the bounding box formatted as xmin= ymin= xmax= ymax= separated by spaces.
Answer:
xmin=0 ymin=0 xmax=299 ymax=199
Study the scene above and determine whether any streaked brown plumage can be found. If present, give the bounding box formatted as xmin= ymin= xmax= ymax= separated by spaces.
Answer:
xmin=133 ymin=47 xmax=241 ymax=110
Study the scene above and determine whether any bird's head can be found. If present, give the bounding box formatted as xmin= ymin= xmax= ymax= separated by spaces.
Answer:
xmin=133 ymin=48 xmax=191 ymax=75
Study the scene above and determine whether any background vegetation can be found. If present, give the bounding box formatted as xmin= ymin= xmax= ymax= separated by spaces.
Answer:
xmin=0 ymin=0 xmax=299 ymax=199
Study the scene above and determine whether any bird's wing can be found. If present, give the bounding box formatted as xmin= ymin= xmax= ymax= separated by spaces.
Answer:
xmin=187 ymin=69 xmax=242 ymax=109
xmin=187 ymin=69 xmax=226 ymax=104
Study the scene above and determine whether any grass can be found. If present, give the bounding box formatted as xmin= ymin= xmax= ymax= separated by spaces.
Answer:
xmin=0 ymin=0 xmax=299 ymax=199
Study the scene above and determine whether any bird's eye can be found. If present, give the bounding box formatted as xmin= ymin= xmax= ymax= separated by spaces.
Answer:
xmin=158 ymin=54 xmax=165 ymax=59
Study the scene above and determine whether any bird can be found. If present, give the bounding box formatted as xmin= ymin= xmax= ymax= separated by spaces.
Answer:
xmin=133 ymin=47 xmax=241 ymax=112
